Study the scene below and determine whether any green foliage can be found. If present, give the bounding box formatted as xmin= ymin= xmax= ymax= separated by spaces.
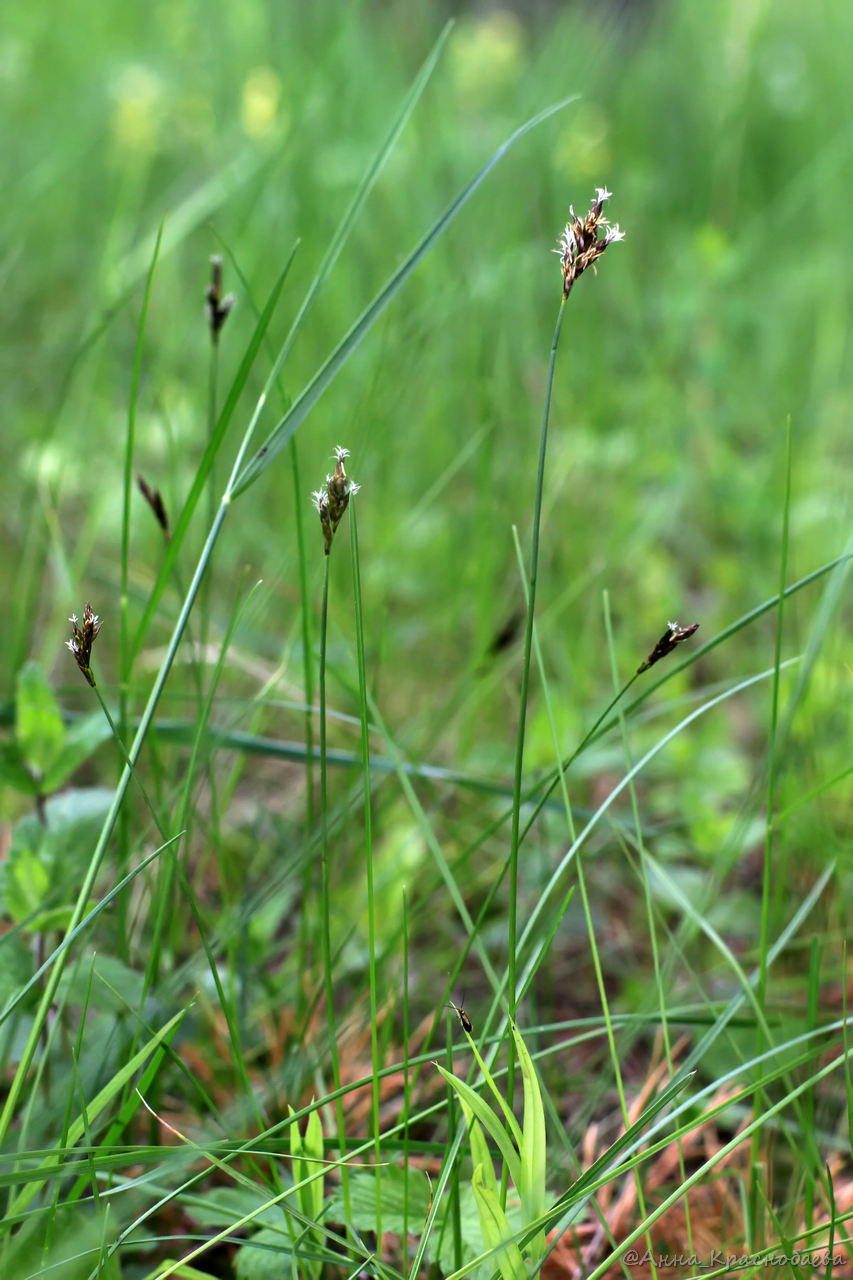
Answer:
xmin=0 ymin=787 xmax=111 ymax=931
xmin=284 ymin=1102 xmax=325 ymax=1280
xmin=437 ymin=1021 xmax=548 ymax=1271
xmin=0 ymin=663 xmax=110 ymax=798
xmin=1 ymin=1206 xmax=120 ymax=1280
xmin=16 ymin=661 xmax=65 ymax=779
xmin=471 ymin=1163 xmax=526 ymax=1280
xmin=326 ymin=1163 xmax=431 ymax=1234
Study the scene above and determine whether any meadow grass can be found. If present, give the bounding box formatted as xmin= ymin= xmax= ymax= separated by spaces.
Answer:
xmin=1 ymin=0 xmax=852 ymax=1275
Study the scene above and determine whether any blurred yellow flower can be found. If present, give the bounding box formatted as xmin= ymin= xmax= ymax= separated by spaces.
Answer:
xmin=552 ymin=102 xmax=610 ymax=185
xmin=241 ymin=65 xmax=283 ymax=140
xmin=110 ymin=64 xmax=163 ymax=153
xmin=449 ymin=12 xmax=524 ymax=102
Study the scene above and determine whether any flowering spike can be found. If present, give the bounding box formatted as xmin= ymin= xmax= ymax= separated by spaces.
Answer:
xmin=311 ymin=447 xmax=360 ymax=555
xmin=205 ymin=254 xmax=234 ymax=344
xmin=554 ymin=186 xmax=625 ymax=299
xmin=137 ymin=473 xmax=171 ymax=541
xmin=637 ymin=621 xmax=700 ymax=674
xmin=65 ymin=603 xmax=103 ymax=688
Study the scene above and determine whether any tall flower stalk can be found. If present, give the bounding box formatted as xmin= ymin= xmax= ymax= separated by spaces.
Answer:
xmin=311 ymin=446 xmax=360 ymax=1217
xmin=505 ymin=189 xmax=624 ymax=1134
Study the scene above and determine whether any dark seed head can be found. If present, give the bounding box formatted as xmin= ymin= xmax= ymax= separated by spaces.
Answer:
xmin=137 ymin=473 xmax=170 ymax=541
xmin=205 ymin=254 xmax=234 ymax=344
xmin=637 ymin=620 xmax=700 ymax=674
xmin=65 ymin=603 xmax=103 ymax=688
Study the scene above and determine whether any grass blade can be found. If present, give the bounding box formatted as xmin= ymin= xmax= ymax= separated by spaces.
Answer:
xmin=231 ymin=96 xmax=577 ymax=498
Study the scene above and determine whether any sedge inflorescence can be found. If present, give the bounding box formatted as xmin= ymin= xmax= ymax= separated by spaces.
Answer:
xmin=554 ymin=187 xmax=625 ymax=299
xmin=311 ymin=446 xmax=360 ymax=556
xmin=65 ymin=603 xmax=103 ymax=688
xmin=637 ymin=621 xmax=700 ymax=675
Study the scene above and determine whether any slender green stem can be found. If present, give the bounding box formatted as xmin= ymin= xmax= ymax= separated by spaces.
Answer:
xmin=202 ymin=337 xmax=220 ymax=656
xmin=293 ymin=436 xmax=316 ymax=1022
xmin=202 ymin=246 xmax=317 ymax=1019
xmin=518 ymin=673 xmax=638 ymax=846
xmin=92 ymin=686 xmax=167 ymax=843
xmin=600 ymin=592 xmax=665 ymax=1278
xmin=506 ymin=295 xmax=566 ymax=1145
xmin=349 ymin=505 xmax=381 ymax=1245
xmin=318 ymin=555 xmax=351 ymax=1220
xmin=751 ymin=416 xmax=792 ymax=1233
xmin=402 ymin=887 xmax=411 ymax=1257
xmin=116 ymin=226 xmax=163 ymax=961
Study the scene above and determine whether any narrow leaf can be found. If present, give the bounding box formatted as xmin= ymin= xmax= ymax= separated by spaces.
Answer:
xmin=232 ymin=96 xmax=577 ymax=498
xmin=435 ymin=1062 xmax=522 ymax=1189
xmin=131 ymin=256 xmax=294 ymax=662
xmin=471 ymin=1163 xmax=526 ymax=1280
xmin=512 ymin=1021 xmax=547 ymax=1261
xmin=460 ymin=1106 xmax=499 ymax=1200
xmin=304 ymin=1105 xmax=325 ymax=1221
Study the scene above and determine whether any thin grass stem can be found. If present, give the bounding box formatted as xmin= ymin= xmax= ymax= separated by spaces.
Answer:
xmin=116 ymin=225 xmax=163 ymax=962
xmin=751 ymin=416 xmax=793 ymax=1233
xmin=506 ymin=296 xmax=567 ymax=1162
xmin=349 ymin=504 xmax=381 ymax=1247
xmin=318 ymin=555 xmax=351 ymax=1223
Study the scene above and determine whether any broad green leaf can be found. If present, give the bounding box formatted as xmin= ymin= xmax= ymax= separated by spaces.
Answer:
xmin=42 ymin=711 xmax=112 ymax=791
xmin=235 ymin=1228 xmax=291 ymax=1280
xmin=435 ymin=1062 xmax=522 ymax=1189
xmin=16 ymin=662 xmax=64 ymax=778
xmin=3 ymin=1204 xmax=119 ymax=1280
xmin=0 ymin=932 xmax=37 ymax=1012
xmin=185 ymin=1184 xmax=285 ymax=1231
xmin=471 ymin=1163 xmax=526 ymax=1280
xmin=10 ymin=900 xmax=85 ymax=935
xmin=40 ymin=787 xmax=113 ymax=882
xmin=7 ymin=1006 xmax=187 ymax=1219
xmin=512 ymin=1020 xmax=547 ymax=1261
xmin=326 ymin=1164 xmax=430 ymax=1234
xmin=3 ymin=789 xmax=112 ymax=929
xmin=57 ymin=951 xmax=149 ymax=1014
xmin=4 ymin=847 xmax=50 ymax=926
xmin=0 ymin=740 xmax=38 ymax=794
xmin=0 ymin=838 xmax=172 ymax=1029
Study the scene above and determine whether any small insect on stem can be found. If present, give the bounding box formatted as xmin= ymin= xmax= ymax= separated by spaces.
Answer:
xmin=448 ymin=994 xmax=473 ymax=1035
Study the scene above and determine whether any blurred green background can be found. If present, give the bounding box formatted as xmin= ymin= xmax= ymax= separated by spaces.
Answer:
xmin=3 ymin=0 xmax=851 ymax=975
